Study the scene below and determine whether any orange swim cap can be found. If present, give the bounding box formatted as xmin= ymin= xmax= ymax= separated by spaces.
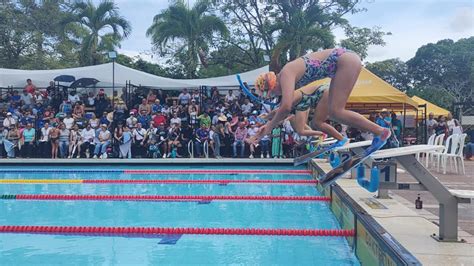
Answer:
xmin=255 ymin=72 xmax=277 ymax=93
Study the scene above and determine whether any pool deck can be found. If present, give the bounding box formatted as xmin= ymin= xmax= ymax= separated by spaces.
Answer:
xmin=320 ymin=159 xmax=474 ymax=265
xmin=0 ymin=158 xmax=294 ymax=164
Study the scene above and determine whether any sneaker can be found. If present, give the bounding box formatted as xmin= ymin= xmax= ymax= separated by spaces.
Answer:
xmin=366 ymin=128 xmax=391 ymax=155
xmin=67 ymin=155 xmax=71 ymax=159
xmin=266 ymin=154 xmax=270 ymax=158
xmin=260 ymin=154 xmax=264 ymax=158
xmin=162 ymin=154 xmax=167 ymax=158
xmin=93 ymin=155 xmax=98 ymax=159
xmin=76 ymin=155 xmax=80 ymax=159
xmin=103 ymin=153 xmax=107 ymax=159
xmin=249 ymin=154 xmax=254 ymax=159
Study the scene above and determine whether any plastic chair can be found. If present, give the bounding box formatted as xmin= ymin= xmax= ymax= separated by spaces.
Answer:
xmin=432 ymin=134 xmax=456 ymax=173
xmin=441 ymin=133 xmax=467 ymax=174
xmin=427 ymin=134 xmax=445 ymax=167
xmin=188 ymin=141 xmax=194 ymax=158
xmin=417 ymin=133 xmax=435 ymax=165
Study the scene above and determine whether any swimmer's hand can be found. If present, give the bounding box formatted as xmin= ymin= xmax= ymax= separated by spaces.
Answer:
xmin=251 ymin=125 xmax=270 ymax=144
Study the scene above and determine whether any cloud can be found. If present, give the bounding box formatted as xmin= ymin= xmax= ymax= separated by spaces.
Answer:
xmin=449 ymin=7 xmax=474 ymax=32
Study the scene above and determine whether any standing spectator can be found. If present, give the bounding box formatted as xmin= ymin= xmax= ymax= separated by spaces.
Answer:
xmin=180 ymin=123 xmax=193 ymax=157
xmin=80 ymin=124 xmax=95 ymax=158
xmin=452 ymin=119 xmax=463 ymax=135
xmin=225 ymin=90 xmax=236 ymax=103
xmin=95 ymin=90 xmax=109 ymax=116
xmin=167 ymin=123 xmax=181 ymax=158
xmin=3 ymin=112 xmax=17 ymax=128
xmin=191 ymin=89 xmax=200 ymax=104
xmin=46 ymin=81 xmax=55 ymax=95
xmin=241 ymin=98 xmax=254 ymax=116
xmin=39 ymin=123 xmax=51 ymax=158
xmin=119 ymin=126 xmax=132 ymax=159
xmin=427 ymin=112 xmax=438 ymax=137
xmin=138 ymin=98 xmax=151 ymax=115
xmin=58 ymin=123 xmax=70 ymax=158
xmin=189 ymin=106 xmax=199 ymax=129
xmin=20 ymin=90 xmax=34 ymax=108
xmin=156 ymin=123 xmax=169 ymax=157
xmin=465 ymin=129 xmax=474 ymax=161
xmin=24 ymin=79 xmax=37 ymax=94
xmin=156 ymin=89 xmax=167 ymax=105
xmin=194 ymin=124 xmax=209 ymax=158
xmin=435 ymin=115 xmax=448 ymax=137
xmin=178 ymin=88 xmax=191 ymax=106
xmin=391 ymin=113 xmax=402 ymax=144
xmin=233 ymin=122 xmax=247 ymax=158
xmin=113 ymin=100 xmax=128 ymax=126
xmin=86 ymin=92 xmax=96 ymax=107
xmin=211 ymin=124 xmax=222 ymax=158
xmin=198 ymin=112 xmax=211 ymax=128
xmin=211 ymin=89 xmax=220 ymax=103
xmin=49 ymin=124 xmax=60 ymax=159
xmin=146 ymin=90 xmax=157 ymax=104
xmin=446 ymin=113 xmax=461 ymax=135
xmin=68 ymin=91 xmax=80 ymax=105
xmin=22 ymin=123 xmax=35 ymax=158
xmin=93 ymin=124 xmax=111 ymax=159
xmin=0 ymin=125 xmax=5 ymax=158
xmin=132 ymin=123 xmax=147 ymax=158
xmin=246 ymin=121 xmax=259 ymax=158
xmin=68 ymin=124 xmax=81 ymax=158
xmin=4 ymin=125 xmax=20 ymax=158
xmin=271 ymin=126 xmax=283 ymax=158
xmin=63 ymin=113 xmax=75 ymax=130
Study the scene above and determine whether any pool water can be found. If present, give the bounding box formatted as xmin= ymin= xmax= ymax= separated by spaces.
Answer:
xmin=0 ymin=166 xmax=360 ymax=265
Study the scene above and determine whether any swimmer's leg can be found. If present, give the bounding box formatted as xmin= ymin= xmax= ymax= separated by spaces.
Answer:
xmin=311 ymin=91 xmax=344 ymax=141
xmin=290 ymin=110 xmax=323 ymax=137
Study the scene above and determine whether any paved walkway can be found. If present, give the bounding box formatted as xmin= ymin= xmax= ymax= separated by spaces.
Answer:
xmin=393 ymin=160 xmax=474 ymax=236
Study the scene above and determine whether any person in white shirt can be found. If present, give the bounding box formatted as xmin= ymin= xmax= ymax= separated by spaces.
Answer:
xmin=68 ymin=91 xmax=80 ymax=105
xmin=170 ymin=113 xmax=181 ymax=126
xmin=93 ymin=124 xmax=111 ymax=159
xmin=225 ymin=90 xmax=236 ymax=103
xmin=20 ymin=90 xmax=34 ymax=107
xmin=80 ymin=124 xmax=96 ymax=158
xmin=241 ymin=99 xmax=254 ymax=115
xmin=427 ymin=112 xmax=438 ymax=137
xmin=3 ymin=113 xmax=17 ymax=128
xmin=245 ymin=122 xmax=259 ymax=158
xmin=63 ymin=113 xmax=75 ymax=130
xmin=39 ymin=123 xmax=52 ymax=158
xmin=34 ymin=91 xmax=44 ymax=105
xmin=126 ymin=112 xmax=138 ymax=129
xmin=178 ymin=88 xmax=191 ymax=106
xmin=132 ymin=123 xmax=147 ymax=158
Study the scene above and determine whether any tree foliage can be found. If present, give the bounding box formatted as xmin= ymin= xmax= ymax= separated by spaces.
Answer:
xmin=365 ymin=58 xmax=410 ymax=91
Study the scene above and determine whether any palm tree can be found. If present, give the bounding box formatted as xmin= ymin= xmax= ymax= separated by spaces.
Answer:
xmin=146 ymin=0 xmax=228 ymax=78
xmin=64 ymin=0 xmax=131 ymax=66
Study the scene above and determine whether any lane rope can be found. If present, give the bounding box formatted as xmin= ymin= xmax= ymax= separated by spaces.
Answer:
xmin=1 ymin=194 xmax=330 ymax=202
xmin=0 ymin=169 xmax=311 ymax=175
xmin=0 ymin=225 xmax=354 ymax=237
xmin=0 ymin=179 xmax=317 ymax=185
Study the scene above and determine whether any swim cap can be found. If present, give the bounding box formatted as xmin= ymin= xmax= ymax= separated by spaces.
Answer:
xmin=255 ymin=72 xmax=277 ymax=93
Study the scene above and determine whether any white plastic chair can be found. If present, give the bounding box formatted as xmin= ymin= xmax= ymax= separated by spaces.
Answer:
xmin=432 ymin=134 xmax=457 ymax=173
xmin=427 ymin=134 xmax=445 ymax=167
xmin=188 ymin=141 xmax=194 ymax=158
xmin=441 ymin=133 xmax=467 ymax=174
xmin=417 ymin=133 xmax=436 ymax=165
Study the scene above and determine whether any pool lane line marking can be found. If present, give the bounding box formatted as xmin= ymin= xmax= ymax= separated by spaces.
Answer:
xmin=0 ymin=179 xmax=318 ymax=185
xmin=1 ymin=194 xmax=330 ymax=202
xmin=0 ymin=169 xmax=311 ymax=175
xmin=0 ymin=225 xmax=354 ymax=237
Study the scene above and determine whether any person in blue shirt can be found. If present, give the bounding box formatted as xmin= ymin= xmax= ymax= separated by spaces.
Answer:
xmin=22 ymin=123 xmax=36 ymax=158
xmin=99 ymin=111 xmax=110 ymax=126
xmin=391 ymin=113 xmax=402 ymax=142
xmin=194 ymin=124 xmax=209 ymax=158
xmin=137 ymin=110 xmax=152 ymax=130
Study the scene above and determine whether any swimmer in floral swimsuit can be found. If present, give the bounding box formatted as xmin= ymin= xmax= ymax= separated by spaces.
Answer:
xmin=252 ymin=48 xmax=391 ymax=150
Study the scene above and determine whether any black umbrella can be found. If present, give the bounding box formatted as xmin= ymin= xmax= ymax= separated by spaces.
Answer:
xmin=53 ymin=75 xmax=75 ymax=83
xmin=70 ymin=78 xmax=100 ymax=88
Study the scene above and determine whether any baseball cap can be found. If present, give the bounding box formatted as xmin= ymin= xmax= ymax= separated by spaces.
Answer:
xmin=7 ymin=112 xmax=12 ymax=116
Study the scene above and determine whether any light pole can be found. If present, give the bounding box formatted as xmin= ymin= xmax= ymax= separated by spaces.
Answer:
xmin=108 ymin=51 xmax=117 ymax=107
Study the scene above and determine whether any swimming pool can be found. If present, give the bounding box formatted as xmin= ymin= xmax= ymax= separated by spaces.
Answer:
xmin=0 ymin=166 xmax=360 ymax=265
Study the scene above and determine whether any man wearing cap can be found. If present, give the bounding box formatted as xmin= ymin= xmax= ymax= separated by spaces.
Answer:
xmin=126 ymin=111 xmax=138 ymax=129
xmin=132 ymin=123 xmax=147 ymax=158
xmin=3 ymin=113 xmax=16 ymax=128
xmin=245 ymin=121 xmax=259 ymax=158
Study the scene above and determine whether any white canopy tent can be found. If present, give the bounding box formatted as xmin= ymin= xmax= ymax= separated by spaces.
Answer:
xmin=0 ymin=63 xmax=268 ymax=89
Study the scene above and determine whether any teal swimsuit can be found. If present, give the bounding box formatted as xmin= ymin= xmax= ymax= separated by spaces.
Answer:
xmin=293 ymin=85 xmax=329 ymax=112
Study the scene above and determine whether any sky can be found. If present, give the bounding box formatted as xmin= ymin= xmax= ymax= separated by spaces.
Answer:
xmin=104 ymin=0 xmax=474 ymax=64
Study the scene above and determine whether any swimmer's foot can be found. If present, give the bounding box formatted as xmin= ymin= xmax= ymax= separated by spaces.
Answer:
xmin=365 ymin=128 xmax=391 ymax=155
xmin=334 ymin=137 xmax=349 ymax=148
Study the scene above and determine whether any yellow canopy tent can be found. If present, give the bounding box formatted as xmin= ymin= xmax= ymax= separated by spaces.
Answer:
xmin=301 ymin=67 xmax=418 ymax=113
xmin=410 ymin=96 xmax=450 ymax=117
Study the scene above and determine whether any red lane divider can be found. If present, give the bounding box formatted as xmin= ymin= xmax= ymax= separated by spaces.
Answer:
xmin=13 ymin=194 xmax=330 ymax=202
xmin=83 ymin=179 xmax=318 ymax=184
xmin=124 ymin=169 xmax=311 ymax=175
xmin=0 ymin=225 xmax=354 ymax=237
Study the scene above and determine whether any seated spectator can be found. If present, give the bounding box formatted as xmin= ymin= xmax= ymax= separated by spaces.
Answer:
xmin=241 ymin=98 xmax=254 ymax=116
xmin=68 ymin=124 xmax=81 ymax=158
xmin=58 ymin=123 xmax=70 ymax=158
xmin=180 ymin=123 xmax=193 ymax=157
xmin=72 ymin=102 xmax=85 ymax=119
xmin=21 ymin=123 xmax=35 ymax=158
xmin=99 ymin=111 xmax=110 ymax=126
xmin=211 ymin=89 xmax=220 ymax=103
xmin=198 ymin=112 xmax=211 ymax=128
xmin=233 ymin=122 xmax=247 ymax=158
xmin=132 ymin=123 xmax=147 ymax=158
xmin=170 ymin=100 xmax=181 ymax=115
xmin=225 ymin=90 xmax=236 ymax=103
xmin=20 ymin=90 xmax=34 ymax=109
xmin=146 ymin=90 xmax=157 ymax=104
xmin=49 ymin=123 xmax=60 ymax=159
xmin=178 ymin=88 xmax=191 ymax=106
xmin=137 ymin=110 xmax=151 ymax=129
xmin=152 ymin=110 xmax=167 ymax=128
xmin=126 ymin=111 xmax=138 ymax=129
xmin=191 ymin=89 xmax=200 ymax=104
xmin=39 ymin=123 xmax=51 ymax=158
xmin=156 ymin=122 xmax=169 ymax=157
xmin=167 ymin=123 xmax=181 ymax=158
xmin=4 ymin=125 xmax=20 ymax=158
xmin=63 ymin=113 xmax=75 ymax=130
xmin=3 ymin=112 xmax=17 ymax=128
xmin=24 ymin=79 xmax=37 ymax=94
xmin=68 ymin=91 xmax=80 ymax=105
xmin=436 ymin=115 xmax=448 ymax=136
xmin=32 ymin=102 xmax=44 ymax=117
xmin=46 ymin=81 xmax=55 ymax=95
xmin=170 ymin=112 xmax=181 ymax=126
xmin=89 ymin=113 xmax=100 ymax=129
xmin=93 ymin=124 xmax=111 ymax=159
xmin=80 ymin=124 xmax=95 ymax=158
xmin=189 ymin=106 xmax=199 ymax=129
xmin=138 ymin=98 xmax=151 ymax=115
xmin=194 ymin=124 xmax=209 ymax=158
xmin=245 ymin=121 xmax=259 ymax=158
xmin=86 ymin=92 xmax=96 ymax=107
xmin=151 ymin=99 xmax=162 ymax=113
xmin=34 ymin=91 xmax=44 ymax=105
xmin=113 ymin=100 xmax=128 ymax=125
xmin=59 ymin=100 xmax=73 ymax=115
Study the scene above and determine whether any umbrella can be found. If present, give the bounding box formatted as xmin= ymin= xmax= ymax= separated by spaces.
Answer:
xmin=53 ymin=75 xmax=75 ymax=83
xmin=70 ymin=78 xmax=100 ymax=88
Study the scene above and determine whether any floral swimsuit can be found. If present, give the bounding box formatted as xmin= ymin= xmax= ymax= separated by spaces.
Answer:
xmin=291 ymin=48 xmax=348 ymax=112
